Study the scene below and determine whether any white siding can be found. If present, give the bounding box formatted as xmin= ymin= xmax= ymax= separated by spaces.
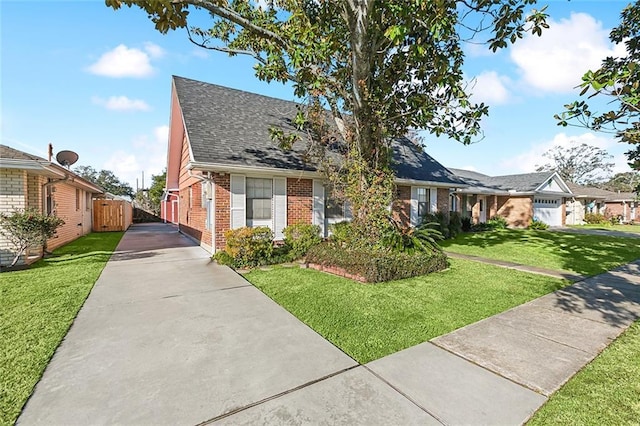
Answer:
xmin=312 ymin=180 xmax=325 ymax=236
xmin=429 ymin=188 xmax=438 ymax=213
xmin=410 ymin=186 xmax=419 ymax=226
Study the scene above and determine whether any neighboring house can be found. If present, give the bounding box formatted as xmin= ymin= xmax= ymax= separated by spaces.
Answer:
xmin=160 ymin=189 xmax=179 ymax=224
xmin=165 ymin=76 xmax=464 ymax=252
xmin=604 ymin=191 xmax=637 ymax=223
xmin=565 ymin=183 xmax=610 ymax=225
xmin=449 ymin=169 xmax=573 ymax=227
xmin=0 ymin=145 xmax=103 ymax=267
xmin=566 ymin=183 xmax=637 ymax=224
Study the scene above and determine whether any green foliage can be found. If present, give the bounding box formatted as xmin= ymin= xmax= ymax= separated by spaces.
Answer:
xmin=214 ymin=226 xmax=274 ymax=268
xmin=283 ymin=223 xmax=321 ymax=260
xmin=147 ymin=169 xmax=166 ymax=215
xmin=584 ymin=212 xmax=608 ymax=224
xmin=381 ymin=220 xmax=444 ymax=254
xmin=106 ymin=0 xmax=549 ymax=244
xmin=528 ymin=218 xmax=549 ymax=230
xmin=487 ymin=215 xmax=508 ymax=229
xmin=555 ymin=2 xmax=640 ymax=170
xmin=423 ymin=212 xmax=450 ymax=239
xmin=461 ymin=215 xmax=473 ymax=232
xmin=0 ymin=209 xmax=65 ymax=267
xmin=448 ymin=211 xmax=463 ymax=238
xmin=74 ymin=165 xmax=134 ymax=197
xmin=328 ymin=221 xmax=356 ymax=247
xmin=306 ymin=242 xmax=449 ymax=283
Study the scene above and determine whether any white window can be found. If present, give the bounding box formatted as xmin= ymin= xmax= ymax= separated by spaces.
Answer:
xmin=246 ymin=178 xmax=272 ymax=221
xmin=417 ymin=187 xmax=430 ymax=217
xmin=325 ymin=185 xmax=347 ymax=219
xmin=450 ymin=193 xmax=457 ymax=212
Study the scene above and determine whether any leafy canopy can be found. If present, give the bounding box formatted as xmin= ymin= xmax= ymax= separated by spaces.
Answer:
xmin=74 ymin=165 xmax=134 ymax=197
xmin=556 ymin=1 xmax=640 ymax=170
xmin=535 ymin=142 xmax=615 ymax=184
xmin=106 ymin=0 xmax=548 ymax=242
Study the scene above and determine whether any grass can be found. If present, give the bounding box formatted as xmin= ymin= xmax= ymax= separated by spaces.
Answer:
xmin=528 ymin=320 xmax=640 ymax=425
xmin=568 ymin=224 xmax=640 ymax=234
xmin=0 ymin=232 xmax=123 ymax=426
xmin=245 ymin=258 xmax=566 ymax=364
xmin=440 ymin=229 xmax=640 ymax=276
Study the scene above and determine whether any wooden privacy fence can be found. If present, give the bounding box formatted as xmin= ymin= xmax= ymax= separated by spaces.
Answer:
xmin=93 ymin=199 xmax=133 ymax=232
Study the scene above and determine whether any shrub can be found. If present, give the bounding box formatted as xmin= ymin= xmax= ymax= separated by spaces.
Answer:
xmin=487 ymin=215 xmax=508 ymax=229
xmin=528 ymin=219 xmax=549 ymax=230
xmin=461 ymin=216 xmax=472 ymax=232
xmin=584 ymin=213 xmax=607 ymax=224
xmin=471 ymin=222 xmax=492 ymax=232
xmin=306 ymin=242 xmax=449 ymax=283
xmin=610 ymin=214 xmax=623 ymax=225
xmin=381 ymin=221 xmax=443 ymax=254
xmin=283 ymin=223 xmax=321 ymax=260
xmin=0 ymin=208 xmax=65 ymax=267
xmin=214 ymin=226 xmax=273 ymax=268
xmin=328 ymin=221 xmax=355 ymax=246
xmin=448 ymin=212 xmax=463 ymax=238
xmin=422 ymin=212 xmax=450 ymax=239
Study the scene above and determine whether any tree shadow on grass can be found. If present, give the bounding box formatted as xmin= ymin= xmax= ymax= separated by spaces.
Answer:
xmin=441 ymin=229 xmax=640 ymax=276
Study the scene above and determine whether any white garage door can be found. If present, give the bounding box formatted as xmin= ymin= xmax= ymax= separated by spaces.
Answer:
xmin=533 ymin=197 xmax=562 ymax=227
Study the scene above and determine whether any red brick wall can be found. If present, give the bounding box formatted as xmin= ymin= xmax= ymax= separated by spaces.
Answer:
xmin=214 ymin=173 xmax=230 ymax=250
xmin=393 ymin=185 xmax=411 ymax=226
xmin=437 ymin=188 xmax=450 ymax=216
xmin=497 ymin=196 xmax=532 ymax=228
xmin=287 ymin=178 xmax=312 ymax=225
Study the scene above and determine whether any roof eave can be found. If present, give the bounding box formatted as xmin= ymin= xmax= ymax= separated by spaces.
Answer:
xmin=395 ymin=178 xmax=466 ymax=188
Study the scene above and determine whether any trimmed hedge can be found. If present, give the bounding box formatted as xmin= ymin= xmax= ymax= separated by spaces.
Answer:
xmin=306 ymin=242 xmax=449 ymax=283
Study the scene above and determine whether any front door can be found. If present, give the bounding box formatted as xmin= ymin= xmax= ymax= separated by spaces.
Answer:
xmin=479 ymin=196 xmax=486 ymax=223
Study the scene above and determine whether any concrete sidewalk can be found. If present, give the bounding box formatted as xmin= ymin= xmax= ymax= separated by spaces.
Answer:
xmin=18 ymin=223 xmax=640 ymax=425
xmin=445 ymin=251 xmax=585 ymax=281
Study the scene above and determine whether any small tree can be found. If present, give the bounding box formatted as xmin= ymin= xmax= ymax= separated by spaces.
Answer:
xmin=0 ymin=209 xmax=64 ymax=267
xmin=535 ymin=142 xmax=614 ymax=184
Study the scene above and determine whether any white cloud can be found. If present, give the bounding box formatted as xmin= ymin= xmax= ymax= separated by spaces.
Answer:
xmin=143 ymin=42 xmax=165 ymax=59
xmin=105 ymin=125 xmax=168 ymax=189
xmin=510 ymin=13 xmax=626 ymax=93
xmin=87 ymin=44 xmax=158 ymax=78
xmin=468 ymin=71 xmax=511 ymax=105
xmin=92 ymin=96 xmax=150 ymax=112
xmin=499 ymin=132 xmax=626 ymax=177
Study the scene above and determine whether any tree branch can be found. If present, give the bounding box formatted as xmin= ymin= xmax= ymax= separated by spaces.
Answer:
xmin=172 ymin=0 xmax=288 ymax=47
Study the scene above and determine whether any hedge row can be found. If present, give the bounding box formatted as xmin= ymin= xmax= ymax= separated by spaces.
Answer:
xmin=306 ymin=242 xmax=449 ymax=283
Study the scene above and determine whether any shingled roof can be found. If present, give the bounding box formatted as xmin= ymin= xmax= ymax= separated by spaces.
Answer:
xmin=1 ymin=144 xmax=47 ymax=162
xmin=449 ymin=168 xmax=564 ymax=193
xmin=173 ymin=76 xmax=463 ymax=186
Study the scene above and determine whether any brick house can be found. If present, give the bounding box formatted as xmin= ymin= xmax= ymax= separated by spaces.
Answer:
xmin=165 ymin=76 xmax=465 ymax=253
xmin=449 ymin=168 xmax=573 ymax=227
xmin=603 ymin=192 xmax=637 ymax=223
xmin=0 ymin=145 xmax=103 ymax=267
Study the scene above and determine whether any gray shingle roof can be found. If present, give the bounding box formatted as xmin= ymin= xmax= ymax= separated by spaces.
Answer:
xmin=173 ymin=76 xmax=462 ymax=185
xmin=0 ymin=144 xmax=47 ymax=162
xmin=449 ymin=168 xmax=559 ymax=193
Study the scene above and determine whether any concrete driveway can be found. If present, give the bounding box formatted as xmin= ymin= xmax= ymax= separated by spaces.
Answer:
xmin=17 ymin=224 xmax=437 ymax=425
xmin=552 ymin=226 xmax=640 ymax=239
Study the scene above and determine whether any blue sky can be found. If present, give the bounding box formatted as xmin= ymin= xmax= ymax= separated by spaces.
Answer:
xmin=1 ymin=0 xmax=635 ymax=189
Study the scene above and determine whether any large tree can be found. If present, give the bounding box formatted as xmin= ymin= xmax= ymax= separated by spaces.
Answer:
xmin=556 ymin=1 xmax=640 ymax=171
xmin=74 ymin=165 xmax=134 ymax=197
xmin=535 ymin=142 xmax=614 ymax=185
xmin=107 ymin=0 xmax=548 ymax=242
xmin=597 ymin=171 xmax=640 ymax=193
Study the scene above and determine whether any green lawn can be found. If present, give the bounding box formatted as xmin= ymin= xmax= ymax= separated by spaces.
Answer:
xmin=440 ymin=229 xmax=640 ymax=276
xmin=568 ymin=224 xmax=640 ymax=234
xmin=0 ymin=232 xmax=123 ymax=426
xmin=528 ymin=320 xmax=640 ymax=425
xmin=245 ymin=258 xmax=565 ymax=364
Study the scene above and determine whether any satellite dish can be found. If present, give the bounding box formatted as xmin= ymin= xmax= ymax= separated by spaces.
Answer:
xmin=56 ymin=150 xmax=79 ymax=168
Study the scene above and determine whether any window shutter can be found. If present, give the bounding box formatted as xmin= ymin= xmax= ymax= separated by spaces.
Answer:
xmin=430 ymin=188 xmax=438 ymax=213
xmin=344 ymin=200 xmax=353 ymax=220
xmin=410 ymin=186 xmax=418 ymax=227
xmin=230 ymin=175 xmax=246 ymax=229
xmin=273 ymin=177 xmax=287 ymax=240
xmin=313 ymin=180 xmax=325 ymax=236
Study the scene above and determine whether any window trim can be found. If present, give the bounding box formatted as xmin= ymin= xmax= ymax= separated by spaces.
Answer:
xmin=246 ymin=177 xmax=273 ymax=223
